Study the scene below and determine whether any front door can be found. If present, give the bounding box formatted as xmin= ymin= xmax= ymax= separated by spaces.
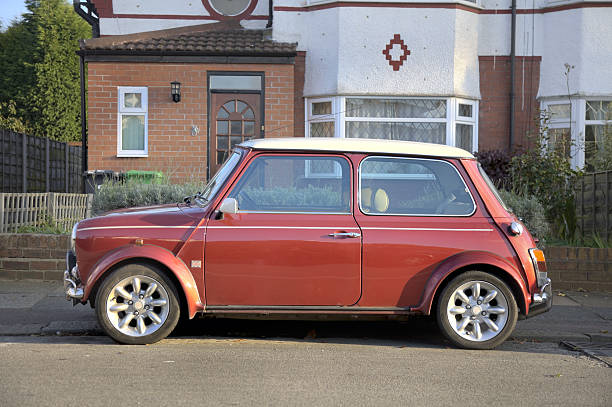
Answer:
xmin=204 ymin=154 xmax=362 ymax=306
xmin=210 ymin=93 xmax=261 ymax=175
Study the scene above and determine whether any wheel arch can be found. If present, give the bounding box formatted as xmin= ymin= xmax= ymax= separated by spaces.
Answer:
xmin=414 ymin=251 xmax=529 ymax=317
xmin=83 ymin=245 xmax=203 ymax=318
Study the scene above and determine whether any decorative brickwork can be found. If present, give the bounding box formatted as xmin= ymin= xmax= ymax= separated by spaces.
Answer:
xmin=478 ymin=56 xmax=541 ymax=152
xmin=0 ymin=234 xmax=69 ymax=281
xmin=87 ymin=62 xmax=297 ymax=181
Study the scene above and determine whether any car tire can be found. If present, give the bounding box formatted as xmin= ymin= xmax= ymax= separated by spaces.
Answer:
xmin=95 ymin=263 xmax=180 ymax=345
xmin=436 ymin=271 xmax=518 ymax=350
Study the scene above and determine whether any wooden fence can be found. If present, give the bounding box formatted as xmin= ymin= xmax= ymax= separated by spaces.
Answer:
xmin=576 ymin=170 xmax=612 ymax=242
xmin=0 ymin=129 xmax=82 ymax=193
xmin=0 ymin=193 xmax=92 ymax=233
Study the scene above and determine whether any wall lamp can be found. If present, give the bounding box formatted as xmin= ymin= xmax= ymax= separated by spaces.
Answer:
xmin=171 ymin=81 xmax=181 ymax=103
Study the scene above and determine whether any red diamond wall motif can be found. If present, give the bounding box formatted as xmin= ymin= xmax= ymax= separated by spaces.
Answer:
xmin=382 ymin=34 xmax=411 ymax=71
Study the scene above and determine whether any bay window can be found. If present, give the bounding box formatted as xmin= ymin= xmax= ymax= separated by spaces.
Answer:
xmin=306 ymin=96 xmax=478 ymax=153
xmin=542 ymin=98 xmax=612 ymax=170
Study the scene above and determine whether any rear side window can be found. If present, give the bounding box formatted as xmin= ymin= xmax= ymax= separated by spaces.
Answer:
xmin=229 ymin=155 xmax=351 ymax=213
xmin=359 ymin=156 xmax=475 ymax=216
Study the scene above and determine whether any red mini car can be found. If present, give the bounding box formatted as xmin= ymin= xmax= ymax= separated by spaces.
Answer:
xmin=65 ymin=138 xmax=551 ymax=349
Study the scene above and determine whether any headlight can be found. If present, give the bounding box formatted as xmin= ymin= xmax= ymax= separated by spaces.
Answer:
xmin=71 ymin=222 xmax=78 ymax=253
xmin=528 ymin=248 xmax=548 ymax=287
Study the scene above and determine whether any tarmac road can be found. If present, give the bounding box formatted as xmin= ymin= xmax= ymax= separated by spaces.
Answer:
xmin=0 ymin=335 xmax=610 ymax=407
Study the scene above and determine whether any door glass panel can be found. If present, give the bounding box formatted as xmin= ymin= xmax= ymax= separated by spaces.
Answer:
xmin=244 ymin=121 xmax=254 ymax=135
xmin=217 ymin=151 xmax=228 ymax=165
xmin=217 ymin=108 xmax=229 ymax=119
xmin=217 ymin=120 xmax=229 ymax=134
xmin=223 ymin=101 xmax=236 ymax=113
xmin=237 ymin=101 xmax=248 ymax=114
xmin=230 ymin=136 xmax=242 ymax=148
xmin=243 ymin=108 xmax=255 ymax=119
xmin=359 ymin=157 xmax=474 ymax=216
xmin=229 ymin=156 xmax=351 ymax=213
xmin=230 ymin=121 xmax=242 ymax=135
xmin=217 ymin=136 xmax=228 ymax=150
xmin=210 ymin=75 xmax=262 ymax=91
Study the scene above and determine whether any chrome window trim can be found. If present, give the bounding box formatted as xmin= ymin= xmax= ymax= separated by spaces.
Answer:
xmin=358 ymin=155 xmax=477 ymax=217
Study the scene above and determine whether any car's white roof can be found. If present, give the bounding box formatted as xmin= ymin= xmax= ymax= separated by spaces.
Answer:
xmin=239 ymin=137 xmax=474 ymax=159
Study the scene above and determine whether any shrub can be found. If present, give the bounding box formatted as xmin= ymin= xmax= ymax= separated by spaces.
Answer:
xmin=92 ymin=179 xmax=204 ymax=215
xmin=509 ymin=111 xmax=582 ymax=240
xmin=474 ymin=149 xmax=512 ymax=189
xmin=497 ymin=189 xmax=551 ymax=244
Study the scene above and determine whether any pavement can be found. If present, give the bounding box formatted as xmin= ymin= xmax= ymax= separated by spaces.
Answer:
xmin=0 ymin=280 xmax=611 ymax=345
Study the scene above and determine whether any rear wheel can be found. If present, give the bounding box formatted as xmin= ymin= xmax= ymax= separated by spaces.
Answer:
xmin=95 ymin=264 xmax=180 ymax=345
xmin=436 ymin=271 xmax=518 ymax=350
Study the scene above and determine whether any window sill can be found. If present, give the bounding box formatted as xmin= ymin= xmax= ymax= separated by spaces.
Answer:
xmin=117 ymin=152 xmax=148 ymax=158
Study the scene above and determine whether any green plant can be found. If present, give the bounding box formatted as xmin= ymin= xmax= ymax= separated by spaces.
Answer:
xmin=0 ymin=0 xmax=91 ymax=142
xmin=92 ymin=178 xmax=205 ymax=215
xmin=15 ymin=214 xmax=68 ymax=234
xmin=509 ymin=110 xmax=582 ymax=240
xmin=240 ymin=185 xmax=343 ymax=208
xmin=474 ymin=149 xmax=512 ymax=189
xmin=497 ymin=189 xmax=551 ymax=244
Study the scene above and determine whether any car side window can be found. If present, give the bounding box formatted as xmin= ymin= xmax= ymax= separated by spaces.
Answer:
xmin=359 ymin=156 xmax=475 ymax=216
xmin=228 ymin=155 xmax=351 ymax=213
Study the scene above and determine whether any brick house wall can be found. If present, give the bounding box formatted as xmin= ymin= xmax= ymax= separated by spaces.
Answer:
xmin=87 ymin=62 xmax=300 ymax=181
xmin=478 ymin=56 xmax=541 ymax=152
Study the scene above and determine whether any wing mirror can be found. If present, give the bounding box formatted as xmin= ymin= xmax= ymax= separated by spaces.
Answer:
xmin=219 ymin=197 xmax=238 ymax=214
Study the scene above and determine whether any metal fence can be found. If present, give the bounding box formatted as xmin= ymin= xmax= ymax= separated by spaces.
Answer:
xmin=576 ymin=170 xmax=612 ymax=242
xmin=0 ymin=129 xmax=82 ymax=193
xmin=0 ymin=192 xmax=92 ymax=233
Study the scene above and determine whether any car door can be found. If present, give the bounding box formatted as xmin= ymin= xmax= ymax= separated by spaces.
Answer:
xmin=355 ymin=155 xmax=499 ymax=307
xmin=204 ymin=153 xmax=361 ymax=306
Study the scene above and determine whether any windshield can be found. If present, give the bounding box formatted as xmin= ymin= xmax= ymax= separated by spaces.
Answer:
xmin=477 ymin=163 xmax=510 ymax=212
xmin=196 ymin=150 xmax=242 ymax=205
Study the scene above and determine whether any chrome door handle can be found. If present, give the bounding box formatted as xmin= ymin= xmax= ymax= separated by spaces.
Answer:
xmin=328 ymin=232 xmax=361 ymax=238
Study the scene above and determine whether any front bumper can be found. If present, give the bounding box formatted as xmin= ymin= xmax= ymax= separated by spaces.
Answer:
xmin=64 ymin=250 xmax=84 ymax=304
xmin=526 ymin=278 xmax=552 ymax=319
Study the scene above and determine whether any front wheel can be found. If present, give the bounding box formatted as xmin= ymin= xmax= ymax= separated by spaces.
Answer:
xmin=436 ymin=271 xmax=518 ymax=350
xmin=95 ymin=264 xmax=180 ymax=345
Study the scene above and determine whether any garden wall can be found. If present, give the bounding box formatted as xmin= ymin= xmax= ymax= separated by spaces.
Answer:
xmin=0 ymin=234 xmax=610 ymax=292
xmin=545 ymin=247 xmax=612 ymax=291
xmin=0 ymin=234 xmax=68 ymax=281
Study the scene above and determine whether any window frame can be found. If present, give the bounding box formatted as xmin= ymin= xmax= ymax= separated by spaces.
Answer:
xmin=117 ymin=86 xmax=148 ymax=157
xmin=358 ymin=155 xmax=476 ymax=217
xmin=228 ymin=153 xmax=353 ymax=215
xmin=305 ymin=96 xmax=479 ymax=152
xmin=541 ymin=97 xmax=612 ymax=169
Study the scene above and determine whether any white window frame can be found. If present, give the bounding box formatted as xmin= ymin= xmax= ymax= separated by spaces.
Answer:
xmin=117 ymin=86 xmax=148 ymax=157
xmin=541 ymin=98 xmax=612 ymax=169
xmin=305 ymin=96 xmax=479 ymax=152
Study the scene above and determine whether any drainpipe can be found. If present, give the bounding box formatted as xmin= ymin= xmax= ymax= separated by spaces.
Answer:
xmin=79 ymin=54 xmax=88 ymax=193
xmin=266 ymin=0 xmax=273 ymax=28
xmin=509 ymin=0 xmax=517 ymax=151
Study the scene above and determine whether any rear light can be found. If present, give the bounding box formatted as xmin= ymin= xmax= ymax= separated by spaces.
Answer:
xmin=528 ymin=248 xmax=548 ymax=287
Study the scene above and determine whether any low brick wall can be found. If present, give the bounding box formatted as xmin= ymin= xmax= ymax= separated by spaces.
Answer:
xmin=0 ymin=235 xmax=610 ymax=291
xmin=545 ymin=247 xmax=612 ymax=291
xmin=0 ymin=234 xmax=68 ymax=281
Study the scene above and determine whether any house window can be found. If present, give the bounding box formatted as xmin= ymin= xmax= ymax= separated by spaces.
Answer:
xmin=584 ymin=100 xmax=612 ymax=172
xmin=306 ymin=97 xmax=478 ymax=152
xmin=541 ymin=98 xmax=611 ymax=170
xmin=209 ymin=0 xmax=251 ymax=16
xmin=117 ymin=87 xmax=148 ymax=157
